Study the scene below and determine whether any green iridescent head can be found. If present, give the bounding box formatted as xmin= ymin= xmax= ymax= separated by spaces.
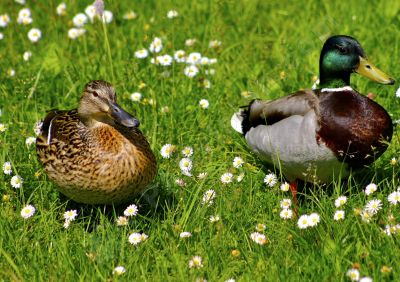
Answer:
xmin=319 ymin=35 xmax=394 ymax=88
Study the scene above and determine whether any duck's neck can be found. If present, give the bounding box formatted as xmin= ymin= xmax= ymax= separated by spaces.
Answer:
xmin=319 ymin=67 xmax=351 ymax=89
xmin=319 ymin=52 xmax=351 ymax=89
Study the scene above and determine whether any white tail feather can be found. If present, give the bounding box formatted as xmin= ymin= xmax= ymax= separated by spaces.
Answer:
xmin=231 ymin=111 xmax=244 ymax=134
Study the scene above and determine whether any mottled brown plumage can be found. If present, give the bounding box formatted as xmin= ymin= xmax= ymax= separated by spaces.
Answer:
xmin=36 ymin=80 xmax=156 ymax=204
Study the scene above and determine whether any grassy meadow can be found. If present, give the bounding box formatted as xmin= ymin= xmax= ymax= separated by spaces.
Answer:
xmin=1 ymin=0 xmax=400 ymax=280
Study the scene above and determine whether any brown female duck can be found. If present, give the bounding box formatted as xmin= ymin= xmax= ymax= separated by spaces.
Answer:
xmin=36 ymin=80 xmax=156 ymax=204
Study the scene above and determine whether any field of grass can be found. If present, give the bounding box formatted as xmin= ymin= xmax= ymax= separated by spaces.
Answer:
xmin=1 ymin=0 xmax=400 ymax=280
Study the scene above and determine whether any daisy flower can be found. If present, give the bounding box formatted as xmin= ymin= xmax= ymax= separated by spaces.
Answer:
xmin=297 ymin=215 xmax=309 ymax=229
xmin=160 ymin=144 xmax=176 ymax=158
xmin=333 ymin=210 xmax=345 ymax=221
xmin=17 ymin=8 xmax=32 ymax=25
xmin=255 ymin=223 xmax=266 ymax=232
xmin=205 ymin=69 xmax=216 ymax=75
xmin=232 ymin=157 xmax=244 ymax=168
xmin=237 ymin=172 xmax=245 ymax=182
xmin=365 ymin=199 xmax=382 ymax=214
xmin=56 ymin=3 xmax=67 ymax=16
xmin=197 ymin=172 xmax=207 ymax=179
xmin=0 ymin=123 xmax=7 ymax=132
xmin=135 ymin=49 xmax=149 ymax=59
xmin=202 ymin=189 xmax=216 ymax=205
xmin=25 ymin=136 xmax=36 ymax=146
xmin=0 ymin=14 xmax=11 ymax=27
xmin=388 ymin=190 xmax=400 ymax=205
xmin=184 ymin=65 xmax=199 ymax=78
xmin=27 ymin=28 xmax=42 ymax=42
xmin=220 ymin=172 xmax=233 ymax=184
xmin=199 ymin=99 xmax=209 ymax=109
xmin=11 ymin=175 xmax=23 ymax=188
xmin=396 ymin=86 xmax=400 ymax=98
xmin=308 ymin=213 xmax=320 ymax=227
xmin=200 ymin=57 xmax=210 ymax=66
xmin=179 ymin=158 xmax=193 ymax=172
xmin=390 ymin=158 xmax=397 ymax=166
xmin=280 ymin=209 xmax=293 ymax=219
xmin=123 ymin=11 xmax=137 ymax=20
xmin=280 ymin=182 xmax=290 ymax=192
xmin=209 ymin=40 xmax=222 ymax=48
xmin=250 ymin=232 xmax=267 ymax=245
xmin=188 ymin=256 xmax=203 ymax=268
xmin=130 ymin=92 xmax=142 ymax=102
xmin=64 ymin=210 xmax=78 ymax=221
xmin=3 ymin=162 xmax=12 ymax=175
xmin=128 ymin=232 xmax=143 ymax=245
xmin=158 ymin=54 xmax=173 ymax=66
xmin=124 ymin=204 xmax=138 ymax=217
xmin=346 ymin=268 xmax=360 ymax=281
xmin=149 ymin=37 xmax=162 ymax=53
xmin=209 ymin=215 xmax=220 ymax=222
xmin=112 ymin=266 xmax=126 ymax=276
xmin=167 ymin=10 xmax=178 ymax=18
xmin=185 ymin=38 xmax=197 ymax=46
xmin=8 ymin=69 xmax=15 ymax=77
xmin=360 ymin=210 xmax=373 ymax=223
xmin=201 ymin=79 xmax=211 ymax=89
xmin=364 ymin=183 xmax=377 ymax=195
xmin=116 ymin=216 xmax=128 ymax=226
xmin=186 ymin=52 xmax=202 ymax=65
xmin=181 ymin=146 xmax=193 ymax=157
xmin=280 ymin=199 xmax=292 ymax=209
xmin=102 ymin=11 xmax=113 ymax=23
xmin=21 ymin=204 xmax=36 ymax=219
xmin=241 ymin=91 xmax=251 ymax=98
xmin=334 ymin=196 xmax=347 ymax=207
xmin=68 ymin=28 xmax=86 ymax=39
xmin=174 ymin=50 xmax=186 ymax=63
xmin=73 ymin=13 xmax=88 ymax=27
xmin=264 ymin=173 xmax=277 ymax=187
xmin=359 ymin=277 xmax=372 ymax=282
xmin=175 ymin=178 xmax=186 ymax=187
xmin=23 ymin=51 xmax=32 ymax=61
xmin=180 ymin=231 xmax=192 ymax=238
xmin=84 ymin=5 xmax=96 ymax=20
xmin=209 ymin=58 xmax=218 ymax=64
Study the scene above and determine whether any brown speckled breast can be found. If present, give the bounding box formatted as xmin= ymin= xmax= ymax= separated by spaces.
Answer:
xmin=316 ymin=89 xmax=392 ymax=169
xmin=36 ymin=110 xmax=157 ymax=204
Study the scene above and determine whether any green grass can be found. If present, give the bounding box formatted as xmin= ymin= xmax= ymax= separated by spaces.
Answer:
xmin=1 ymin=0 xmax=400 ymax=280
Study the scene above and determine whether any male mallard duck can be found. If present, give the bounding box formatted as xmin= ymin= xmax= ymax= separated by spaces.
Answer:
xmin=231 ymin=35 xmax=395 ymax=199
xmin=36 ymin=80 xmax=157 ymax=204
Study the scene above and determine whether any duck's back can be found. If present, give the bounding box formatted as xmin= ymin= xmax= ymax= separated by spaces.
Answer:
xmin=36 ymin=110 xmax=157 ymax=204
xmin=316 ymin=88 xmax=393 ymax=169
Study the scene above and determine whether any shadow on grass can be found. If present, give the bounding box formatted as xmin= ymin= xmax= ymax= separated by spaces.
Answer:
xmin=58 ymin=181 xmax=177 ymax=232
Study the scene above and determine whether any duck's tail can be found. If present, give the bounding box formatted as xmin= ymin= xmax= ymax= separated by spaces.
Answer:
xmin=230 ymin=109 xmax=245 ymax=134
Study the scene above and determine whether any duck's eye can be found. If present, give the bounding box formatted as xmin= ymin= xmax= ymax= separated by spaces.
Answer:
xmin=337 ymin=45 xmax=347 ymax=54
xmin=92 ymin=92 xmax=99 ymax=97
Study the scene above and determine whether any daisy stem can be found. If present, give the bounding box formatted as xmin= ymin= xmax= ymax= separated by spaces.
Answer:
xmin=101 ymin=20 xmax=115 ymax=82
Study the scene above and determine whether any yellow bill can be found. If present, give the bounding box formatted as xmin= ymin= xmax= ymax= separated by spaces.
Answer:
xmin=356 ymin=57 xmax=395 ymax=85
